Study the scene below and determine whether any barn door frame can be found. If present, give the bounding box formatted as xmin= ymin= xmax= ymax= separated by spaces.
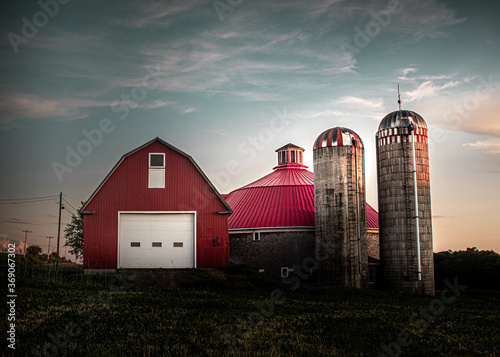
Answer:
xmin=117 ymin=211 xmax=197 ymax=269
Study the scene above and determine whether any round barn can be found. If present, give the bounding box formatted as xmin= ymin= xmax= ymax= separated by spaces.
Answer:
xmin=225 ymin=143 xmax=380 ymax=280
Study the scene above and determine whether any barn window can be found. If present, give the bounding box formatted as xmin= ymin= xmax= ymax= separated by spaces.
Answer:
xmin=149 ymin=153 xmax=165 ymax=167
xmin=152 ymin=242 xmax=162 ymax=247
xmin=173 ymin=242 xmax=183 ymax=247
xmin=148 ymin=169 xmax=165 ymax=188
xmin=149 ymin=153 xmax=165 ymax=188
xmin=369 ymin=268 xmax=376 ymax=283
xmin=130 ymin=242 xmax=140 ymax=247
xmin=291 ymin=150 xmax=296 ymax=163
xmin=281 ymin=267 xmax=292 ymax=278
xmin=253 ymin=232 xmax=260 ymax=241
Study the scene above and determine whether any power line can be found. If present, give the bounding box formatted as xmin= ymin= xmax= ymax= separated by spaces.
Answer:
xmin=0 ymin=194 xmax=59 ymax=201
xmin=63 ymin=194 xmax=83 ymax=204
xmin=0 ymin=198 xmax=60 ymax=205
xmin=62 ymin=198 xmax=79 ymax=215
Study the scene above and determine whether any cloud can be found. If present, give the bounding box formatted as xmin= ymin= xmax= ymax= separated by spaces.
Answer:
xmin=334 ymin=96 xmax=385 ymax=111
xmin=111 ymin=0 xmax=206 ymax=28
xmin=418 ymin=80 xmax=500 ymax=138
xmin=180 ymin=107 xmax=197 ymax=114
xmin=433 ymin=215 xmax=454 ymax=219
xmin=0 ymin=93 xmax=82 ymax=125
xmin=383 ymin=0 xmax=466 ymax=40
xmin=397 ymin=67 xmax=458 ymax=83
xmin=297 ymin=109 xmax=344 ymax=120
xmin=399 ymin=67 xmax=419 ymax=80
xmin=137 ymin=100 xmax=176 ymax=110
xmin=463 ymin=140 xmax=500 ymax=154
xmin=206 ymin=128 xmax=230 ymax=136
xmin=405 ymin=80 xmax=461 ymax=102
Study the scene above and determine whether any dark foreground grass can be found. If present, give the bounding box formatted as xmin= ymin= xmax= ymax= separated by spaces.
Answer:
xmin=4 ymin=265 xmax=500 ymax=356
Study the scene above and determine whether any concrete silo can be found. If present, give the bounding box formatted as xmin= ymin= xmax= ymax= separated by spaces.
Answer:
xmin=313 ymin=127 xmax=368 ymax=288
xmin=376 ymin=110 xmax=435 ymax=296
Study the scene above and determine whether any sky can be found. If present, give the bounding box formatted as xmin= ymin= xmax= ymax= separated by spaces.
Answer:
xmin=0 ymin=0 xmax=499 ymax=256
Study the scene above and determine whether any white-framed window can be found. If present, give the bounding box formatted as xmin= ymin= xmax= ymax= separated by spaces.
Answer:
xmin=253 ymin=232 xmax=260 ymax=241
xmin=258 ymin=268 xmax=265 ymax=273
xmin=130 ymin=242 xmax=140 ymax=247
xmin=281 ymin=267 xmax=293 ymax=278
xmin=149 ymin=153 xmax=165 ymax=188
xmin=291 ymin=150 xmax=296 ymax=163
xmin=152 ymin=242 xmax=162 ymax=247
xmin=149 ymin=153 xmax=165 ymax=168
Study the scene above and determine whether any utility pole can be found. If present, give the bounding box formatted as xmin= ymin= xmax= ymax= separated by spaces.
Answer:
xmin=56 ymin=192 xmax=63 ymax=268
xmin=22 ymin=229 xmax=32 ymax=258
xmin=46 ymin=236 xmax=54 ymax=261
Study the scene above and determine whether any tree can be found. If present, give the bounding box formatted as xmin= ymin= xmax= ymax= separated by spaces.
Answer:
xmin=434 ymin=248 xmax=500 ymax=291
xmin=26 ymin=245 xmax=42 ymax=257
xmin=26 ymin=245 xmax=43 ymax=265
xmin=64 ymin=213 xmax=83 ymax=260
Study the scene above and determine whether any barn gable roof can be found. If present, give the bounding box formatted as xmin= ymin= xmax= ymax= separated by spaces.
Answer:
xmin=81 ymin=137 xmax=232 ymax=213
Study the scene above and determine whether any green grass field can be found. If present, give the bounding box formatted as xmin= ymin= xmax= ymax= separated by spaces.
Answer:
xmin=4 ymin=264 xmax=500 ymax=356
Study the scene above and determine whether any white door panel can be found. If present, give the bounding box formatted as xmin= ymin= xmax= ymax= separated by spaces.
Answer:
xmin=119 ymin=213 xmax=195 ymax=268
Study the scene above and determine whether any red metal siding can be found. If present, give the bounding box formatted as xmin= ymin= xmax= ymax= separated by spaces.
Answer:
xmin=83 ymin=141 xmax=229 ymax=269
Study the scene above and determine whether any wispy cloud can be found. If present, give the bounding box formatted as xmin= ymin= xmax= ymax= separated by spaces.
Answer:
xmin=110 ymin=0 xmax=206 ymax=28
xmin=405 ymin=80 xmax=461 ymax=102
xmin=433 ymin=215 xmax=454 ymax=219
xmin=0 ymin=93 xmax=91 ymax=127
xmin=296 ymin=109 xmax=344 ymax=120
xmin=137 ymin=100 xmax=176 ymax=110
xmin=180 ymin=107 xmax=197 ymax=114
xmin=399 ymin=67 xmax=419 ymax=81
xmin=383 ymin=0 xmax=466 ymax=40
xmin=463 ymin=140 xmax=500 ymax=154
xmin=206 ymin=128 xmax=230 ymax=136
xmin=419 ymin=85 xmax=500 ymax=138
xmin=334 ymin=96 xmax=385 ymax=111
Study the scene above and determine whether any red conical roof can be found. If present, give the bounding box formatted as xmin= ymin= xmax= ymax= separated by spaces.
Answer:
xmin=224 ymin=143 xmax=378 ymax=230
xmin=226 ymin=166 xmax=315 ymax=229
xmin=225 ymin=168 xmax=379 ymax=230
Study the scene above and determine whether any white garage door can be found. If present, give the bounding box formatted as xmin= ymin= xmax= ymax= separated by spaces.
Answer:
xmin=119 ymin=212 xmax=195 ymax=268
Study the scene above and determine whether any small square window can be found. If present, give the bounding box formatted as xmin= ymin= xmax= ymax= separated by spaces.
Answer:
xmin=152 ymin=242 xmax=162 ymax=247
xmin=149 ymin=153 xmax=165 ymax=167
xmin=253 ymin=232 xmax=260 ymax=241
xmin=281 ymin=267 xmax=292 ymax=278
xmin=130 ymin=242 xmax=140 ymax=247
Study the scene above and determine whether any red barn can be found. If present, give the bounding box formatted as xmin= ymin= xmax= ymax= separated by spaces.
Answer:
xmin=81 ymin=137 xmax=232 ymax=271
